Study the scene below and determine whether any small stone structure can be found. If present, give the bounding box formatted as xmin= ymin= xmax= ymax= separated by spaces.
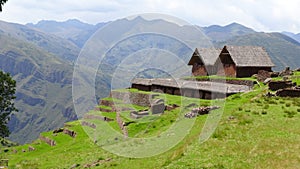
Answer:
xmin=150 ymin=99 xmax=165 ymax=114
xmin=130 ymin=111 xmax=149 ymax=119
xmin=184 ymin=106 xmax=220 ymax=118
xmin=39 ymin=135 xmax=56 ymax=146
xmin=63 ymin=129 xmax=77 ymax=138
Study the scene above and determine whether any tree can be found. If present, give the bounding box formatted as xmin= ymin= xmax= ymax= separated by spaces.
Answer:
xmin=0 ymin=70 xmax=17 ymax=138
xmin=0 ymin=0 xmax=8 ymax=12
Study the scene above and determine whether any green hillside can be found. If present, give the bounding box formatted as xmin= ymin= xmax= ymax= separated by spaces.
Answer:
xmin=2 ymin=73 xmax=300 ymax=168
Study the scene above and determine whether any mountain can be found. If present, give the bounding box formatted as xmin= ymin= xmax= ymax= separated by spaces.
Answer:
xmin=282 ymin=31 xmax=300 ymax=43
xmin=203 ymin=22 xmax=256 ymax=42
xmin=1 ymin=17 xmax=300 ymax=144
xmin=0 ymin=20 xmax=80 ymax=61
xmin=27 ymin=19 xmax=107 ymax=48
xmin=0 ymin=20 xmax=111 ymax=144
xmin=0 ymin=33 xmax=76 ymax=144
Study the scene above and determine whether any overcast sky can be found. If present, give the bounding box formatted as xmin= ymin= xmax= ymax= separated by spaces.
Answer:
xmin=0 ymin=0 xmax=299 ymax=33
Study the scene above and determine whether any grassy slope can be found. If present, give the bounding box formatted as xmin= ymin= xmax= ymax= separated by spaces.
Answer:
xmin=3 ymin=77 xmax=300 ymax=168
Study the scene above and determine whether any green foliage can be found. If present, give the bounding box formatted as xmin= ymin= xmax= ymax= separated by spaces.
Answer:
xmin=0 ymin=70 xmax=17 ymax=138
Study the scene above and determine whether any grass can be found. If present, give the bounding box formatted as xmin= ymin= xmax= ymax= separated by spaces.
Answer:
xmin=3 ymin=84 xmax=300 ymax=168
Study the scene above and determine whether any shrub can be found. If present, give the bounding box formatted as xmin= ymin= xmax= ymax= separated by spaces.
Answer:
xmin=263 ymin=104 xmax=269 ymax=109
xmin=284 ymin=110 xmax=296 ymax=118
xmin=261 ymin=110 xmax=267 ymax=115
xmin=285 ymin=103 xmax=291 ymax=107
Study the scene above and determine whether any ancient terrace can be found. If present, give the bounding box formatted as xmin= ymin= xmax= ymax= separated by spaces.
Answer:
xmin=131 ymin=45 xmax=273 ymax=99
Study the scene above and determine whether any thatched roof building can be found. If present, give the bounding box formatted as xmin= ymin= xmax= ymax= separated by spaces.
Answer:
xmin=216 ymin=46 xmax=274 ymax=77
xmin=188 ymin=48 xmax=222 ymax=76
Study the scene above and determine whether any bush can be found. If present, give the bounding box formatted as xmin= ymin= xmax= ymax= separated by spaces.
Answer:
xmin=261 ymin=110 xmax=267 ymax=115
xmin=263 ymin=104 xmax=270 ymax=109
xmin=284 ymin=110 xmax=296 ymax=118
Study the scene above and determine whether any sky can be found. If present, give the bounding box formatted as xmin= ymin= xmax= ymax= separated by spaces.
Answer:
xmin=0 ymin=0 xmax=300 ymax=33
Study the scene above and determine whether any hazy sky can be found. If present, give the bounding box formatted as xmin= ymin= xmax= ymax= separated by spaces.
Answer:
xmin=0 ymin=0 xmax=299 ymax=33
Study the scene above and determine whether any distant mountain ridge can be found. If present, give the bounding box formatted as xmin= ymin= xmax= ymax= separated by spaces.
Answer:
xmin=203 ymin=22 xmax=256 ymax=42
xmin=27 ymin=19 xmax=107 ymax=48
xmin=282 ymin=31 xmax=300 ymax=43
xmin=1 ymin=17 xmax=300 ymax=144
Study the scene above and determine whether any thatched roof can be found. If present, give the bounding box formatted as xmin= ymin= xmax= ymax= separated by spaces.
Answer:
xmin=188 ymin=48 xmax=222 ymax=66
xmin=221 ymin=46 xmax=275 ymax=67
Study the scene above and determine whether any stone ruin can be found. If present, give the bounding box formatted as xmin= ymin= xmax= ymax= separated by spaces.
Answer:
xmin=150 ymin=99 xmax=165 ymax=114
xmin=63 ymin=129 xmax=77 ymax=138
xmin=184 ymin=106 xmax=220 ymax=118
xmin=39 ymin=135 xmax=56 ymax=146
xmin=276 ymin=88 xmax=300 ymax=97
xmin=268 ymin=80 xmax=296 ymax=91
xmin=279 ymin=67 xmax=293 ymax=76
xmin=257 ymin=70 xmax=271 ymax=82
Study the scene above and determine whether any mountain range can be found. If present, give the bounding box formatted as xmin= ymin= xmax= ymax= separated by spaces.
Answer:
xmin=0 ymin=16 xmax=299 ymax=144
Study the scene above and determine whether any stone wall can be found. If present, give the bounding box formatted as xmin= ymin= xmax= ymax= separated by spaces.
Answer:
xmin=39 ymin=135 xmax=56 ymax=146
xmin=110 ymin=91 xmax=151 ymax=107
xmin=276 ymin=89 xmax=300 ymax=97
xmin=63 ymin=129 xmax=77 ymax=138
xmin=268 ymin=81 xmax=296 ymax=91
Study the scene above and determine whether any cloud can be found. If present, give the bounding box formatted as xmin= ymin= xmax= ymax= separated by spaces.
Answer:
xmin=0 ymin=0 xmax=299 ymax=33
